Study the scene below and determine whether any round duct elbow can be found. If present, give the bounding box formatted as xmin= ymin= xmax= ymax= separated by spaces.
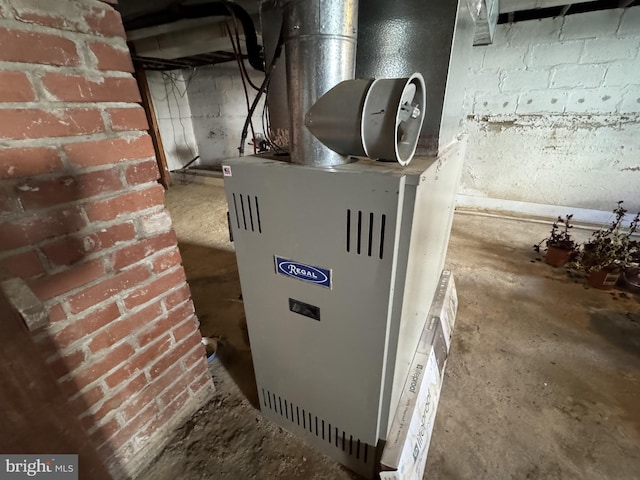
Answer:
xmin=305 ymin=73 xmax=426 ymax=166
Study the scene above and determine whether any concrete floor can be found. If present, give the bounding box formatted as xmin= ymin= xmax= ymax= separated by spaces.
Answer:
xmin=137 ymin=182 xmax=640 ymax=480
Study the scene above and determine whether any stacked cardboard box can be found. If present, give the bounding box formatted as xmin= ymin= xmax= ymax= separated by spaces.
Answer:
xmin=380 ymin=271 xmax=457 ymax=480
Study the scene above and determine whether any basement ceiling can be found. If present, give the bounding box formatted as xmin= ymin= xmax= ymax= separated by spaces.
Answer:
xmin=498 ymin=0 xmax=638 ymax=22
xmin=117 ymin=0 xmax=635 ymax=21
xmin=118 ymin=0 xmax=259 ymax=21
xmin=118 ymin=0 xmax=638 ymax=70
xmin=501 ymin=0 xmax=599 ymax=11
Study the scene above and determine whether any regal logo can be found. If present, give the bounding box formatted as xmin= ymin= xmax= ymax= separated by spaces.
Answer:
xmin=274 ymin=256 xmax=332 ymax=288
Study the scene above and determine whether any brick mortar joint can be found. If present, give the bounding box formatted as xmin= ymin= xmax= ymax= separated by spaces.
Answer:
xmin=141 ymin=365 xmax=210 ymax=434
xmin=0 ymin=244 xmax=39 ymax=260
xmin=106 ymin=368 xmax=182 ymax=418
xmin=169 ymin=314 xmax=200 ymax=343
xmin=41 ymin=243 xmax=174 ymax=293
xmin=163 ymin=290 xmax=192 ymax=312
xmin=177 ymin=343 xmax=208 ymax=375
xmin=59 ymin=338 xmax=138 ymax=391
xmin=89 ymin=389 xmax=164 ymax=443
xmin=85 ymin=413 xmax=121 ymax=437
xmin=2 ymin=23 xmax=126 ymax=78
xmin=118 ymin=264 xmax=187 ymax=308
xmin=113 ymin=385 xmax=213 ymax=478
xmin=0 ymin=180 xmax=161 ymax=225
xmin=0 ymin=65 xmax=135 ymax=86
xmin=96 ymin=204 xmax=166 ymax=231
xmin=83 ymin=369 xmax=152 ymax=417
xmin=0 ymin=61 xmax=133 ymax=79
xmin=40 ymin=268 xmax=152 ymax=330
xmin=176 ymin=368 xmax=214 ymax=409
xmin=4 ymin=156 xmax=155 ymax=185
xmin=0 ymin=16 xmax=127 ymax=45
xmin=157 ymin=356 xmax=210 ymax=408
xmin=145 ymin=348 xmax=202 ymax=401
xmin=44 ymin=261 xmax=183 ymax=338
xmin=45 ymin=313 xmax=182 ymax=378
xmin=0 ymin=130 xmax=148 ymax=150
xmin=97 ymin=385 xmax=212 ymax=478
xmin=0 ymin=130 xmax=141 ymax=157
xmin=67 ymin=379 xmax=108 ymax=404
xmin=0 ymin=101 xmax=143 ymax=110
xmin=51 ymin=342 xmax=92 ymax=381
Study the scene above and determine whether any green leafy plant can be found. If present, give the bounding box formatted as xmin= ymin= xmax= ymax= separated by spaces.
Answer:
xmin=533 ymin=214 xmax=578 ymax=254
xmin=577 ymin=202 xmax=640 ymax=273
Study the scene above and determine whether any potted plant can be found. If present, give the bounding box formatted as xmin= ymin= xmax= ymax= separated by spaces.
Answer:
xmin=533 ymin=214 xmax=579 ymax=267
xmin=578 ymin=202 xmax=640 ymax=290
xmin=620 ymin=258 xmax=640 ymax=293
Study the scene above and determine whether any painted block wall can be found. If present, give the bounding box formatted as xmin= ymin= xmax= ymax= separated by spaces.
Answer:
xmin=147 ymin=64 xmax=266 ymax=169
xmin=186 ymin=64 xmax=267 ymax=166
xmin=462 ymin=7 xmax=640 ymax=213
xmin=0 ymin=0 xmax=214 ymax=477
xmin=147 ymin=69 xmax=199 ymax=171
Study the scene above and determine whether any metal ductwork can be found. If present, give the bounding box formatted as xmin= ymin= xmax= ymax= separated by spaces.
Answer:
xmin=264 ymin=0 xmax=473 ymax=159
xmin=281 ymin=0 xmax=429 ymax=167
xmin=282 ymin=0 xmax=358 ymax=167
xmin=356 ymin=0 xmax=474 ymax=156
xmin=305 ymin=74 xmax=427 ymax=166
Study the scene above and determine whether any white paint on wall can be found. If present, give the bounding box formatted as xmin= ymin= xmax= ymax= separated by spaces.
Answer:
xmin=462 ymin=6 xmax=640 ymax=213
xmin=147 ymin=70 xmax=199 ymax=171
xmin=455 ymin=194 xmax=639 ymax=227
xmin=186 ymin=64 xmax=266 ymax=166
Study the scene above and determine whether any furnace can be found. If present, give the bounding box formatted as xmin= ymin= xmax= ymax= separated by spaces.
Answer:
xmin=222 ymin=0 xmax=471 ymax=477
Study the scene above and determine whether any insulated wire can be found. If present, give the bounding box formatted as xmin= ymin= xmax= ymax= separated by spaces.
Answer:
xmin=239 ymin=72 xmax=269 ymax=156
xmin=225 ymin=20 xmax=257 ymax=155
xmin=262 ymin=100 xmax=285 ymax=153
xmin=238 ymin=26 xmax=284 ymax=156
xmin=161 ymin=70 xmax=196 ymax=159
xmin=261 ymin=100 xmax=276 ymax=151
xmin=223 ymin=3 xmax=260 ymax=91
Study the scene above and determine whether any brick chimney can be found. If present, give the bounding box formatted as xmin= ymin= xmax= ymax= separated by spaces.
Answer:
xmin=0 ymin=0 xmax=214 ymax=477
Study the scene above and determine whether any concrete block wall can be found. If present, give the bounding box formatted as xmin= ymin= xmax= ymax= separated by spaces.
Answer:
xmin=462 ymin=7 xmax=640 ymax=213
xmin=147 ymin=69 xmax=199 ymax=171
xmin=146 ymin=63 xmax=266 ymax=169
xmin=0 ymin=0 xmax=214 ymax=477
xmin=187 ymin=64 xmax=266 ymax=165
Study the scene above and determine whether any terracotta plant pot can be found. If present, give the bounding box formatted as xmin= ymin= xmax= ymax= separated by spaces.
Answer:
xmin=587 ymin=269 xmax=621 ymax=290
xmin=545 ymin=245 xmax=573 ymax=268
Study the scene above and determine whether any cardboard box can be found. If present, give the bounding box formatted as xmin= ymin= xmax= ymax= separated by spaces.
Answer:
xmin=421 ymin=271 xmax=457 ymax=352
xmin=380 ymin=271 xmax=457 ymax=480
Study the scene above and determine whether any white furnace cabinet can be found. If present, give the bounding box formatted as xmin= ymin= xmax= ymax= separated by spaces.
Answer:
xmin=222 ymin=142 xmax=463 ymax=478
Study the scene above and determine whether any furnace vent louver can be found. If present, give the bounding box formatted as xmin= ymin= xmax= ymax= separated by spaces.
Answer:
xmin=261 ymin=388 xmax=372 ymax=464
xmin=346 ymin=209 xmax=387 ymax=259
xmin=232 ymin=193 xmax=262 ymax=233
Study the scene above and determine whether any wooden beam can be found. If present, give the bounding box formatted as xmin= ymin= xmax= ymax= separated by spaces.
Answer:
xmin=499 ymin=0 xmax=598 ymax=14
xmin=132 ymin=59 xmax=172 ymax=189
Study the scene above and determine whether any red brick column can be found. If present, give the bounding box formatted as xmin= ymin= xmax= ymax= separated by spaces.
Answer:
xmin=0 ymin=0 xmax=214 ymax=476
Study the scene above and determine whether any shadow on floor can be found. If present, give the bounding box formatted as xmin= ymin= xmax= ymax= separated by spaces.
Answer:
xmin=589 ymin=310 xmax=640 ymax=359
xmin=178 ymin=241 xmax=259 ymax=408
